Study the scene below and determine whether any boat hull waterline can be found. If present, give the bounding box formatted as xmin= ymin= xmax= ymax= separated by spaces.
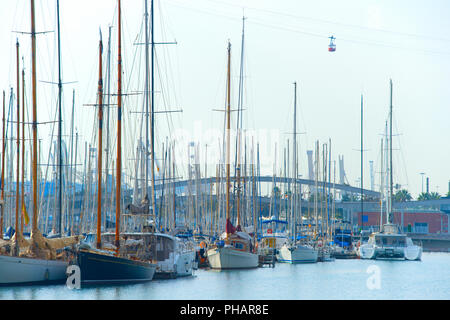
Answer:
xmin=0 ymin=255 xmax=68 ymax=286
xmin=207 ymin=246 xmax=258 ymax=269
xmin=277 ymin=244 xmax=318 ymax=264
xmin=77 ymin=250 xmax=156 ymax=284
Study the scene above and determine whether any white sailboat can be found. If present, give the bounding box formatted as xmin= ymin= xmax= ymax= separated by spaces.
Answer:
xmin=0 ymin=0 xmax=80 ymax=285
xmin=358 ymin=80 xmax=422 ymax=261
xmin=276 ymin=82 xmax=318 ymax=264
xmin=206 ymin=41 xmax=258 ymax=270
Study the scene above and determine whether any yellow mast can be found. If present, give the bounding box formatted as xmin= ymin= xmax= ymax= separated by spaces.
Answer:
xmin=31 ymin=0 xmax=38 ymax=233
xmin=97 ymin=31 xmax=103 ymax=249
xmin=115 ymin=0 xmax=122 ymax=250
xmin=21 ymin=63 xmax=25 ymax=233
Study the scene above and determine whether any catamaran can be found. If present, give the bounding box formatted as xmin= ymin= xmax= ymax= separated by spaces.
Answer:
xmin=358 ymin=80 xmax=422 ymax=261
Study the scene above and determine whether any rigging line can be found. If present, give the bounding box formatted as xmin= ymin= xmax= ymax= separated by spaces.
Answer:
xmin=393 ymin=114 xmax=410 ymax=192
xmin=248 ymin=17 xmax=450 ymax=56
xmin=208 ymin=0 xmax=450 ymax=43
xmin=167 ymin=0 xmax=450 ymax=55
xmin=154 ymin=49 xmax=177 ymax=143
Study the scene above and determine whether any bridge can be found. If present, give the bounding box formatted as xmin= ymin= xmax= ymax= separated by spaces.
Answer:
xmin=154 ymin=175 xmax=381 ymax=198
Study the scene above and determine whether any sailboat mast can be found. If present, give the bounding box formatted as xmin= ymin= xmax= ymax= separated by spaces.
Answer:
xmin=361 ymin=94 xmax=364 ymax=231
xmin=150 ymin=0 xmax=157 ymax=224
xmin=380 ymin=138 xmax=384 ymax=227
xmin=0 ymin=91 xmax=4 ymax=239
xmin=292 ymin=82 xmax=297 ymax=242
xmin=389 ymin=79 xmax=393 ymax=224
xmin=97 ymin=30 xmax=104 ymax=249
xmin=144 ymin=0 xmax=150 ymax=201
xmin=21 ymin=65 xmax=25 ymax=233
xmin=56 ymin=0 xmax=63 ymax=236
xmin=115 ymin=0 xmax=122 ymax=249
xmin=225 ymin=42 xmax=231 ymax=242
xmin=173 ymin=143 xmax=176 ymax=230
xmin=15 ymin=39 xmax=20 ymax=249
xmin=31 ymin=0 xmax=38 ymax=232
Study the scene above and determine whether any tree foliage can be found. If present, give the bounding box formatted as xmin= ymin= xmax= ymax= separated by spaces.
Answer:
xmin=417 ymin=192 xmax=441 ymax=201
xmin=393 ymin=189 xmax=412 ymax=202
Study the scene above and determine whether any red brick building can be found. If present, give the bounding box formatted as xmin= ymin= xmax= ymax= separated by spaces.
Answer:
xmin=356 ymin=210 xmax=449 ymax=234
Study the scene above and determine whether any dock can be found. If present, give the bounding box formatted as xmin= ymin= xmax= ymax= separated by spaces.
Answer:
xmin=258 ymin=249 xmax=276 ymax=268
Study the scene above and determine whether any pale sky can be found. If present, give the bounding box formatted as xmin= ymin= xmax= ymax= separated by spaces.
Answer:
xmin=0 ymin=0 xmax=449 ymax=199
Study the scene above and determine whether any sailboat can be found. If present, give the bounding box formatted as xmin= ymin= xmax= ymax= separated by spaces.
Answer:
xmin=74 ymin=0 xmax=156 ymax=284
xmin=276 ymin=82 xmax=318 ymax=264
xmin=206 ymin=41 xmax=258 ymax=269
xmin=128 ymin=0 xmax=195 ymax=279
xmin=0 ymin=0 xmax=80 ymax=285
xmin=358 ymin=80 xmax=422 ymax=261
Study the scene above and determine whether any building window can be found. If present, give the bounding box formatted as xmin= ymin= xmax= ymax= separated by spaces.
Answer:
xmin=414 ymin=222 xmax=428 ymax=234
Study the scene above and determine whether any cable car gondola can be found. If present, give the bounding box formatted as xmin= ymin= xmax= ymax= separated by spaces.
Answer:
xmin=328 ymin=36 xmax=336 ymax=52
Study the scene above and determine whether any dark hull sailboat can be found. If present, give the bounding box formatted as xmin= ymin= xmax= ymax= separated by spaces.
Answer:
xmin=77 ymin=249 xmax=155 ymax=284
xmin=74 ymin=0 xmax=156 ymax=285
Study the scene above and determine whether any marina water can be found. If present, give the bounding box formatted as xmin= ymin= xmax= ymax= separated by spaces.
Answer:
xmin=0 ymin=252 xmax=448 ymax=300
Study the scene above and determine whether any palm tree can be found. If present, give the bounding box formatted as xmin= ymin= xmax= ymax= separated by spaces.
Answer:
xmin=429 ymin=192 xmax=441 ymax=200
xmin=418 ymin=192 xmax=441 ymax=201
xmin=417 ymin=192 xmax=431 ymax=201
xmin=394 ymin=189 xmax=412 ymax=202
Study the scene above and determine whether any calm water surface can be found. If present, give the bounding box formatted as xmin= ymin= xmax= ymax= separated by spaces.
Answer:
xmin=0 ymin=252 xmax=448 ymax=300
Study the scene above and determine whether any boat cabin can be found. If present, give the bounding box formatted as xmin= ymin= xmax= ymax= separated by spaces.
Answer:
xmin=371 ymin=233 xmax=407 ymax=248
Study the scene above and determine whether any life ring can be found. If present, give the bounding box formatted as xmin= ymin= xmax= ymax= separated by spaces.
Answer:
xmin=267 ymin=229 xmax=273 ymax=234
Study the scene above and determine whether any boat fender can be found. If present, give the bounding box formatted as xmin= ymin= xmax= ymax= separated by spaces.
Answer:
xmin=44 ymin=269 xmax=49 ymax=281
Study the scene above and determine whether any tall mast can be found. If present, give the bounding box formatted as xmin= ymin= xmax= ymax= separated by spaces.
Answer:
xmin=225 ymin=41 xmax=231 ymax=242
xmin=144 ymin=0 xmax=150 ymax=201
xmin=235 ymin=16 xmax=246 ymax=230
xmin=292 ymin=82 xmax=297 ymax=242
xmin=0 ymin=91 xmax=4 ymax=239
xmin=172 ymin=143 xmax=176 ymax=231
xmin=389 ymin=79 xmax=393 ymax=224
xmin=115 ymin=0 xmax=122 ymax=249
xmin=380 ymin=138 xmax=384 ymax=227
xmin=361 ymin=94 xmax=364 ymax=231
xmin=31 ymin=0 xmax=38 ymax=233
xmin=69 ymin=89 xmax=75 ymax=233
xmin=56 ymin=0 xmax=63 ymax=237
xmin=21 ymin=64 xmax=26 ymax=233
xmin=384 ymin=121 xmax=388 ymax=225
xmin=96 ymin=30 xmax=104 ymax=249
xmin=15 ymin=39 xmax=20 ymax=253
xmin=105 ymin=26 xmax=112 ymax=210
xmin=149 ymin=0 xmax=157 ymax=225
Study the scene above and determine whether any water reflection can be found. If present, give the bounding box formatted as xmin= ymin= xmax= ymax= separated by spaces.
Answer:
xmin=0 ymin=253 xmax=447 ymax=300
